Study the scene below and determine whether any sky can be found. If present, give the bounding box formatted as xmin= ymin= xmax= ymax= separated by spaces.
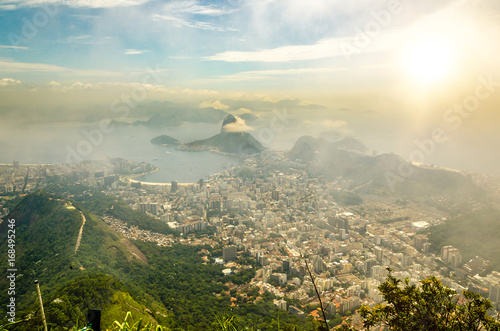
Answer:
xmin=1 ymin=0 xmax=500 ymax=174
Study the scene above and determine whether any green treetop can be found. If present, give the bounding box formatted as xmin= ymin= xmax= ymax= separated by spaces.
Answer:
xmin=349 ymin=269 xmax=500 ymax=331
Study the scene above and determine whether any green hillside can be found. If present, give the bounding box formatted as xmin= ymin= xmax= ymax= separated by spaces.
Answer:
xmin=0 ymin=192 xmax=84 ymax=309
xmin=0 ymin=192 xmax=164 ymax=329
xmin=427 ymin=208 xmax=500 ymax=272
xmin=127 ymin=242 xmax=315 ymax=330
xmin=14 ymin=273 xmax=159 ymax=331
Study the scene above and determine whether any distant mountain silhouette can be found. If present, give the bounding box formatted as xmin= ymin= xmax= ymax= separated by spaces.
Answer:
xmin=334 ymin=136 xmax=368 ymax=153
xmin=221 ymin=114 xmax=237 ymax=132
xmin=110 ymin=104 xmax=229 ymax=128
xmin=177 ymin=115 xmax=265 ymax=154
xmin=287 ymin=136 xmax=484 ymax=201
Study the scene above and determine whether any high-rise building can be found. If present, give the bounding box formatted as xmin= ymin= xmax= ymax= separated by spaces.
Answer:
xmin=313 ymin=256 xmax=324 ymax=273
xmin=364 ymin=259 xmax=377 ymax=276
xmin=371 ymin=265 xmax=384 ymax=278
xmin=489 ymin=283 xmax=500 ymax=303
xmin=139 ymin=203 xmax=148 ymax=214
xmin=283 ymin=260 xmax=291 ymax=272
xmin=374 ymin=246 xmax=384 ymax=262
xmin=171 ymin=180 xmax=178 ymax=193
xmin=449 ymin=250 xmax=462 ymax=267
xmin=441 ymin=246 xmax=462 ymax=267
xmin=104 ymin=175 xmax=117 ymax=186
xmin=401 ymin=255 xmax=413 ymax=267
xmin=210 ymin=199 xmax=221 ymax=210
xmin=414 ymin=235 xmax=427 ymax=251
xmin=340 ymin=229 xmax=348 ymax=240
xmin=223 ymin=245 xmax=237 ymax=262
xmin=441 ymin=245 xmax=454 ymax=262
xmin=149 ymin=203 xmax=158 ymax=215
xmin=275 ymin=299 xmax=287 ymax=311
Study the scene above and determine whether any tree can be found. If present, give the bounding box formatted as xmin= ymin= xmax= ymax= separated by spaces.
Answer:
xmin=358 ymin=269 xmax=500 ymax=331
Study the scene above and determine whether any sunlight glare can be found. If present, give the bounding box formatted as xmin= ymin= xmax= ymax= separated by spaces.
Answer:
xmin=401 ymin=39 xmax=455 ymax=84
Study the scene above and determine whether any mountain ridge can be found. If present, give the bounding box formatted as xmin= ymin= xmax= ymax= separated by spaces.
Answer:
xmin=176 ymin=115 xmax=265 ymax=154
xmin=287 ymin=135 xmax=485 ymax=204
xmin=0 ymin=192 xmax=153 ymax=314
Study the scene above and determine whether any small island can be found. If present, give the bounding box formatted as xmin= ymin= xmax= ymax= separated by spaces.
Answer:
xmin=150 ymin=135 xmax=181 ymax=146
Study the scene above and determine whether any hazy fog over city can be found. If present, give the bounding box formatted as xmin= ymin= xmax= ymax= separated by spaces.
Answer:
xmin=2 ymin=1 xmax=500 ymax=330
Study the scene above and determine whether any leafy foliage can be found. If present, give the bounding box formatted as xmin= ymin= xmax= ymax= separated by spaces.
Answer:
xmin=0 ymin=192 xmax=163 ymax=327
xmin=331 ymin=190 xmax=363 ymax=206
xmin=14 ymin=274 xmax=157 ymax=331
xmin=357 ymin=270 xmax=500 ymax=331
xmin=128 ymin=242 xmax=315 ymax=330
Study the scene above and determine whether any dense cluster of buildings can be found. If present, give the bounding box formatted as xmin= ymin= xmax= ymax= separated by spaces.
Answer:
xmin=1 ymin=154 xmax=499 ymax=323
xmin=89 ymin=153 xmax=498 ymax=320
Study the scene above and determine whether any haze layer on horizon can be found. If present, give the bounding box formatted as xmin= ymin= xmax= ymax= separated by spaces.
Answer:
xmin=1 ymin=0 xmax=500 ymax=175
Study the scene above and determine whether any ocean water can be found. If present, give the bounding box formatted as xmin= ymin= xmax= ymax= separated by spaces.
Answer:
xmin=0 ymin=122 xmax=239 ymax=183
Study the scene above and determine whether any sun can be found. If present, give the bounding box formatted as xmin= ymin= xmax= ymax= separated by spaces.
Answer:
xmin=400 ymin=39 xmax=455 ymax=84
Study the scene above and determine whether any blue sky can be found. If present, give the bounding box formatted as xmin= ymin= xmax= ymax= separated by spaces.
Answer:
xmin=1 ymin=0 xmax=499 ymax=102
xmin=0 ymin=0 xmax=473 ymax=87
xmin=1 ymin=0 xmax=500 ymax=175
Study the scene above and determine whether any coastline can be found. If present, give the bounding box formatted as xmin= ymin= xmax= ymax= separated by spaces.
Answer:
xmin=0 ymin=163 xmax=53 ymax=166
xmin=129 ymin=180 xmax=196 ymax=187
xmin=127 ymin=167 xmax=196 ymax=186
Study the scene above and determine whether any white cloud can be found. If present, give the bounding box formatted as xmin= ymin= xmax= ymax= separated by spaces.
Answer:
xmin=151 ymin=0 xmax=238 ymax=32
xmin=207 ymin=67 xmax=347 ymax=82
xmin=161 ymin=0 xmax=237 ymax=16
xmin=0 ymin=59 xmax=66 ymax=72
xmin=0 ymin=0 xmax=149 ymax=9
xmin=200 ymin=100 xmax=229 ymax=110
xmin=124 ymin=49 xmax=150 ymax=55
xmin=0 ymin=78 xmax=21 ymax=87
xmin=205 ymin=38 xmax=344 ymax=62
xmin=205 ymin=31 xmax=404 ymax=62
xmin=169 ymin=56 xmax=192 ymax=60
xmin=223 ymin=116 xmax=254 ymax=132
xmin=65 ymin=35 xmax=91 ymax=43
xmin=0 ymin=59 xmax=122 ymax=78
xmin=233 ymin=108 xmax=254 ymax=115
xmin=0 ymin=45 xmax=28 ymax=50
xmin=151 ymin=14 xmax=225 ymax=31
xmin=58 ymin=35 xmax=111 ymax=45
xmin=129 ymin=67 xmax=169 ymax=75
xmin=69 ymin=82 xmax=95 ymax=89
